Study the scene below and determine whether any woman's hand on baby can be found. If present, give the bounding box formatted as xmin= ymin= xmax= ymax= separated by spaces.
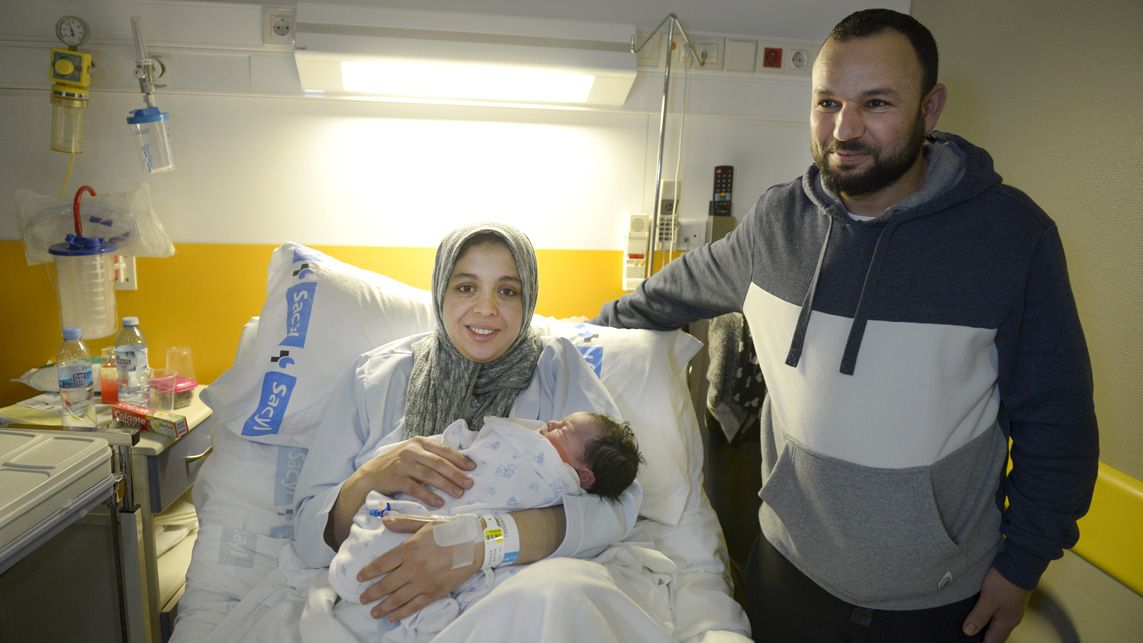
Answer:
xmin=357 ymin=513 xmax=483 ymax=621
xmin=355 ymin=437 xmax=475 ymax=508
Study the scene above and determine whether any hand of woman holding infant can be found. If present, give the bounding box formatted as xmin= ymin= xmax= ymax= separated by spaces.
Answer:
xmin=326 ymin=438 xmax=475 ymax=548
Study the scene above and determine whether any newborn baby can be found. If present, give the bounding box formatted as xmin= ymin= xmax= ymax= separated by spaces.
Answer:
xmin=328 ymin=412 xmax=642 ymax=640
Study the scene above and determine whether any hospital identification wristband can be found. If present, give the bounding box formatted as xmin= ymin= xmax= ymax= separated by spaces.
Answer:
xmin=480 ymin=513 xmax=520 ymax=571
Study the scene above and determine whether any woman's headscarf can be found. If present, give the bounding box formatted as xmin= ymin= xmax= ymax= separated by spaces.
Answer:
xmin=403 ymin=223 xmax=543 ymax=438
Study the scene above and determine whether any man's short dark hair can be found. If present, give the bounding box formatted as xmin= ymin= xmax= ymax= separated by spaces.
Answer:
xmin=827 ymin=8 xmax=939 ymax=95
xmin=582 ymin=413 xmax=643 ymax=501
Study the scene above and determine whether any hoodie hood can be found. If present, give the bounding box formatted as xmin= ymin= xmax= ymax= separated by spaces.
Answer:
xmin=785 ymin=132 xmax=1004 ymax=375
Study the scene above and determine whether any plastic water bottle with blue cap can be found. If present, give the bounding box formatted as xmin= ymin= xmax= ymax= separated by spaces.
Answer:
xmin=58 ymin=327 xmax=95 ymax=427
xmin=116 ymin=316 xmax=150 ymax=405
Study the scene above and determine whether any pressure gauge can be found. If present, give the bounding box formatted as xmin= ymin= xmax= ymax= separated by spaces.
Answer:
xmin=55 ymin=16 xmax=90 ymax=48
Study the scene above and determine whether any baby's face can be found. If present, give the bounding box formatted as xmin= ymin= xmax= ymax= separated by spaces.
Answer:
xmin=539 ymin=412 xmax=601 ymax=470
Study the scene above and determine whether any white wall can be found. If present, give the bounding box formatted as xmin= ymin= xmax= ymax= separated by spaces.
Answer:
xmin=0 ymin=0 xmax=870 ymax=250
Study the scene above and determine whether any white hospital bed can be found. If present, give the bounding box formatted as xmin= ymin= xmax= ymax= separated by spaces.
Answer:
xmin=170 ymin=243 xmax=751 ymax=642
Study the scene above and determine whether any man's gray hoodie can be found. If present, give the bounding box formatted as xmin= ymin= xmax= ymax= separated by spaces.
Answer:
xmin=594 ymin=132 xmax=1098 ymax=609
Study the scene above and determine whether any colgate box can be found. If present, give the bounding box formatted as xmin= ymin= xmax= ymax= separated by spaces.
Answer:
xmin=111 ymin=402 xmax=189 ymax=438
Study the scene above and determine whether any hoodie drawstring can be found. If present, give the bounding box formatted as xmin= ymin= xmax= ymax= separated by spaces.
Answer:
xmin=784 ymin=218 xmax=900 ymax=376
xmin=785 ymin=217 xmax=833 ymax=368
xmin=839 ymin=221 xmax=899 ymax=375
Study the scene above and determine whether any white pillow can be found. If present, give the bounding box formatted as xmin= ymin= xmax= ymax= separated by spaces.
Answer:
xmin=202 ymin=243 xmax=701 ymax=525
xmin=201 ymin=243 xmax=434 ymax=446
xmin=533 ymin=318 xmax=701 ymax=526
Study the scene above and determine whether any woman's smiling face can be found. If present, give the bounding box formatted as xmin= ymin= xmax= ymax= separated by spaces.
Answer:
xmin=442 ymin=240 xmax=524 ymax=363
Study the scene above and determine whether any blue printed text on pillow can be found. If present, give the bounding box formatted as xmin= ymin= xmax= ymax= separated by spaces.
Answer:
xmin=220 ymin=528 xmax=257 ymax=568
xmin=274 ymin=446 xmax=308 ymax=508
xmin=281 ymin=282 xmax=317 ymax=348
xmin=242 ymin=371 xmax=297 ymax=436
xmin=577 ymin=345 xmax=604 ymax=377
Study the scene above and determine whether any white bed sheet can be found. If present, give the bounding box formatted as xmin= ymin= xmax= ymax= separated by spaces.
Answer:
xmin=171 ymin=244 xmax=749 ymax=642
xmin=175 ymin=400 xmax=749 ymax=643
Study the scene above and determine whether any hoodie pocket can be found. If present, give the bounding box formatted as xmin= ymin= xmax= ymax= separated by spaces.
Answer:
xmin=760 ymin=437 xmax=971 ymax=604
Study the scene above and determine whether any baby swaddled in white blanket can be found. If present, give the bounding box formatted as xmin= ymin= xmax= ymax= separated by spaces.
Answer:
xmin=329 ymin=413 xmax=643 ymax=641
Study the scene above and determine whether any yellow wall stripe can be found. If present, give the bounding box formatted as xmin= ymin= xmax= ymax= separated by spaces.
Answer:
xmin=1075 ymin=463 xmax=1143 ymax=595
xmin=0 ymin=241 xmax=626 ymax=407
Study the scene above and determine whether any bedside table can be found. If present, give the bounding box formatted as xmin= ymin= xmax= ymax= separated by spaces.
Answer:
xmin=0 ymin=388 xmax=213 ymax=643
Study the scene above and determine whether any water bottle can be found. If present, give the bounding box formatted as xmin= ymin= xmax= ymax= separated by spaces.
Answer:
xmin=58 ymin=327 xmax=95 ymax=427
xmin=116 ymin=316 xmax=150 ymax=405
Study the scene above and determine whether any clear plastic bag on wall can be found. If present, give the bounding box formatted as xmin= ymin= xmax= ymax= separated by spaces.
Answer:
xmin=15 ymin=182 xmax=175 ymax=265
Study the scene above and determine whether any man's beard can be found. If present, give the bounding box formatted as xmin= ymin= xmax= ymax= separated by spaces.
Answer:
xmin=813 ymin=113 xmax=926 ymax=197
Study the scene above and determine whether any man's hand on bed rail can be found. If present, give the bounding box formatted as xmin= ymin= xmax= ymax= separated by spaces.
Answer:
xmin=327 ymin=438 xmax=475 ymax=548
xmin=357 ymin=513 xmax=484 ymax=622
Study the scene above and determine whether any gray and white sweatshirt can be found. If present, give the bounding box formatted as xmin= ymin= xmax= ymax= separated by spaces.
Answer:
xmin=593 ymin=132 xmax=1098 ymax=610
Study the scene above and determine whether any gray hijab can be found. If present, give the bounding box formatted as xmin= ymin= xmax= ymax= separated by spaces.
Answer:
xmin=403 ymin=223 xmax=543 ymax=438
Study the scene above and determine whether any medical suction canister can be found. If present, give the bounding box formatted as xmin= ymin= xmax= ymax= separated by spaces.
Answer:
xmin=48 ymin=185 xmax=118 ymax=340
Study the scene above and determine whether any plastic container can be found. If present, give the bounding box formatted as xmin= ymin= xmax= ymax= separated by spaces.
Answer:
xmin=172 ymin=377 xmax=197 ymax=409
xmin=126 ymin=106 xmax=174 ymax=174
xmin=57 ymin=327 xmax=95 ymax=428
xmin=99 ymin=347 xmax=118 ymax=404
xmin=115 ymin=317 xmax=149 ymax=405
xmin=165 ymin=346 xmax=197 ymax=408
xmin=50 ymin=90 xmax=87 ymax=154
xmin=147 ymin=368 xmax=176 ymax=412
xmin=49 ymin=234 xmax=117 ymax=340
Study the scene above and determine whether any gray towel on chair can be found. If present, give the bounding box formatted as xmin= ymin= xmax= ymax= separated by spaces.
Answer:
xmin=705 ymin=312 xmax=765 ymax=444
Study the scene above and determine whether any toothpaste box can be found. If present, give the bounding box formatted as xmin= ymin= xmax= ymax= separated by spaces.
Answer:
xmin=111 ymin=402 xmax=189 ymax=438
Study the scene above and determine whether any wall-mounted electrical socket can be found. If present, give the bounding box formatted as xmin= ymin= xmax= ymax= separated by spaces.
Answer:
xmin=114 ymin=255 xmax=137 ymax=291
xmin=677 ymin=220 xmax=707 ymax=250
xmin=787 ymin=47 xmax=813 ymax=74
xmin=670 ymin=37 xmax=707 ymax=69
xmin=757 ymin=40 xmax=816 ymax=76
xmin=693 ymin=39 xmax=724 ymax=70
xmin=262 ymin=7 xmax=296 ymax=46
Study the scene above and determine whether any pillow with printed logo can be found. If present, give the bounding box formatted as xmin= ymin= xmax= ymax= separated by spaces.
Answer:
xmin=201 ymin=243 xmax=434 ymax=447
xmin=533 ymin=317 xmax=702 ymax=527
xmin=200 ymin=243 xmax=702 ymax=524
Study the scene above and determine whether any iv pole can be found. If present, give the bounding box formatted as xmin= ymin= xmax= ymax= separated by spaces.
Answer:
xmin=632 ymin=14 xmax=705 ymax=280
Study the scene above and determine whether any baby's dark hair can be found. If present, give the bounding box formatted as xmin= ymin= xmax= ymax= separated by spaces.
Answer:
xmin=581 ymin=413 xmax=644 ymax=501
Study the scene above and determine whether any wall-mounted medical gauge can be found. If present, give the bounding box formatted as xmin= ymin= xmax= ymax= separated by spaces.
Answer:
xmin=55 ymin=16 xmax=90 ymax=48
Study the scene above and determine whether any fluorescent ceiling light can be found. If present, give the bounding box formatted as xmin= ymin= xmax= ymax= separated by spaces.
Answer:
xmin=293 ymin=3 xmax=636 ymax=106
xmin=340 ymin=59 xmax=595 ymax=103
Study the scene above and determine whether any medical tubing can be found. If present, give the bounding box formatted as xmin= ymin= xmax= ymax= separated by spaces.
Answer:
xmin=59 ymin=151 xmax=77 ymax=198
xmin=72 ymin=184 xmax=96 ymax=236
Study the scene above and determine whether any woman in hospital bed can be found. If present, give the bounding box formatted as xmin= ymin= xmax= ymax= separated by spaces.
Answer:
xmin=328 ymin=411 xmax=643 ymax=639
xmin=293 ymin=222 xmax=665 ymax=638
